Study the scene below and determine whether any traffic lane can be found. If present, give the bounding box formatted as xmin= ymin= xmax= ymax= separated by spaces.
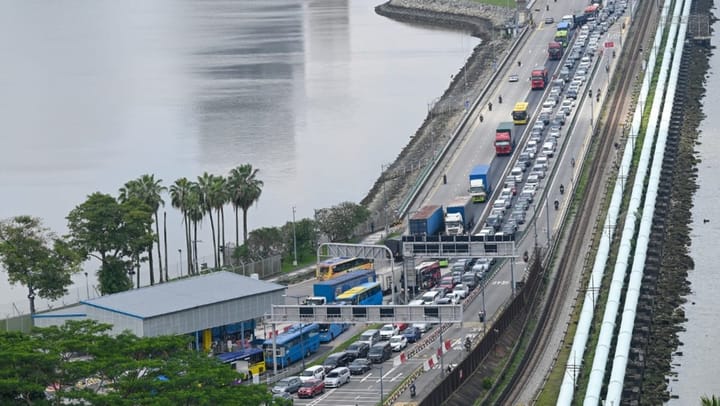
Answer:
xmin=420 ymin=26 xmax=558 ymax=212
xmin=292 ymin=359 xmax=424 ymax=406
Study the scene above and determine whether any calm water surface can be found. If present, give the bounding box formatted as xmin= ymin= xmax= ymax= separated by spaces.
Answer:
xmin=0 ymin=0 xmax=479 ymax=312
xmin=666 ymin=30 xmax=720 ymax=402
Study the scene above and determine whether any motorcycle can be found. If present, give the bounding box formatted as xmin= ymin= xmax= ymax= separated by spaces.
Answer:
xmin=559 ymin=184 xmax=565 ymax=195
xmin=410 ymin=383 xmax=417 ymax=398
xmin=554 ymin=200 xmax=560 ymax=210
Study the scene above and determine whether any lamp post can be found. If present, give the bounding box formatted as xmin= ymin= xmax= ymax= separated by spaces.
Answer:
xmin=292 ymin=206 xmax=298 ymax=266
xmin=283 ymin=294 xmax=305 ymax=369
xmin=84 ymin=272 xmax=89 ymax=300
xmin=178 ymin=249 xmax=183 ymax=277
xmin=377 ymin=363 xmax=385 ymax=404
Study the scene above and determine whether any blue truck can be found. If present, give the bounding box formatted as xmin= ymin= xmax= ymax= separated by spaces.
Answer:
xmin=444 ymin=196 xmax=474 ymax=235
xmin=409 ymin=205 xmax=444 ymax=236
xmin=469 ymin=164 xmax=495 ymax=203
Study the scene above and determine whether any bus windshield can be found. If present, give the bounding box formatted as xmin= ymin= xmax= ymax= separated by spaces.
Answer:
xmin=512 ymin=102 xmax=529 ymax=124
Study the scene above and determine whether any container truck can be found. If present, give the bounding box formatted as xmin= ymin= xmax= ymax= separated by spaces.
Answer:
xmin=531 ymin=67 xmax=549 ymax=90
xmin=409 ymin=205 xmax=444 ymax=236
xmin=494 ymin=122 xmax=515 ymax=155
xmin=444 ymin=196 xmax=473 ymax=235
xmin=469 ymin=164 xmax=496 ymax=203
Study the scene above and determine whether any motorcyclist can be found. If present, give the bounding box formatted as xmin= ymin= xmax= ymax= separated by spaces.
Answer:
xmin=498 ymin=95 xmax=503 ymax=104
xmin=560 ymin=184 xmax=565 ymax=194
xmin=554 ymin=200 xmax=560 ymax=210
xmin=464 ymin=336 xmax=472 ymax=351
xmin=410 ymin=382 xmax=417 ymax=397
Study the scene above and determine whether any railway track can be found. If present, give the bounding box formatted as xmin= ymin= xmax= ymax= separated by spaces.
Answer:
xmin=498 ymin=1 xmax=659 ymax=403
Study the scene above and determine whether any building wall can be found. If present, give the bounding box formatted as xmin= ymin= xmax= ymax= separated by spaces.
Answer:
xmin=143 ymin=291 xmax=283 ymax=337
xmin=86 ymin=306 xmax=144 ymax=336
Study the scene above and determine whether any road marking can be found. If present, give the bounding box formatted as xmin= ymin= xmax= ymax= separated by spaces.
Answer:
xmin=492 ymin=280 xmax=510 ymax=285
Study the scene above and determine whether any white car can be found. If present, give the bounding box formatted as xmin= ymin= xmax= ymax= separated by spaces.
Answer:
xmin=324 ymin=367 xmax=350 ymax=388
xmin=453 ymin=284 xmax=469 ymax=299
xmin=299 ymin=365 xmax=326 ymax=382
xmin=389 ymin=335 xmax=408 ymax=351
xmin=379 ymin=324 xmax=399 ymax=340
xmin=412 ymin=322 xmax=432 ymax=333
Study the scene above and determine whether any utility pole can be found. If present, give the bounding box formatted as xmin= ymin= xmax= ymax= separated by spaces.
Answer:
xmin=292 ymin=206 xmax=298 ymax=266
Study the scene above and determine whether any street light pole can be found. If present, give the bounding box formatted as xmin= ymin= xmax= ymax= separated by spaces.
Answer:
xmin=292 ymin=206 xmax=298 ymax=266
xmin=178 ymin=249 xmax=182 ymax=277
xmin=379 ymin=363 xmax=385 ymax=404
xmin=84 ymin=272 xmax=89 ymax=300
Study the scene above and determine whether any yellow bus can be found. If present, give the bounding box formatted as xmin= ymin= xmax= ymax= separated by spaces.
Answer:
xmin=217 ymin=348 xmax=266 ymax=381
xmin=512 ymin=102 xmax=530 ymax=125
xmin=316 ymin=257 xmax=374 ymax=280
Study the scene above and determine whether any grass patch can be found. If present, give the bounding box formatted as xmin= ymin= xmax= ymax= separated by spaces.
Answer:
xmin=472 ymin=0 xmax=517 ymax=8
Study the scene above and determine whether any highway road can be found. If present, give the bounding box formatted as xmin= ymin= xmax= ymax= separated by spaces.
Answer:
xmin=274 ymin=2 xmax=632 ymax=404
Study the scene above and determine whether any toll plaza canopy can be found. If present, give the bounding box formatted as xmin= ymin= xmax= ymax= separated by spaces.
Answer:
xmin=33 ymin=271 xmax=285 ymax=337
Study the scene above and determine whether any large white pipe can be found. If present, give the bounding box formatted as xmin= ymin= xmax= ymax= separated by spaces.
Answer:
xmin=555 ymin=1 xmax=672 ymax=403
xmin=583 ymin=0 xmax=685 ymax=402
xmin=604 ymin=0 xmax=692 ymax=402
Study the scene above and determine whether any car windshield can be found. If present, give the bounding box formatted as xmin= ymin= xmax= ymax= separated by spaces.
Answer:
xmin=301 ymin=370 xmax=314 ymax=376
xmin=327 ymin=372 xmax=339 ymax=378
xmin=390 ymin=337 xmax=401 ymax=343
xmin=381 ymin=326 xmax=393 ymax=332
xmin=301 ymin=381 xmax=316 ymax=388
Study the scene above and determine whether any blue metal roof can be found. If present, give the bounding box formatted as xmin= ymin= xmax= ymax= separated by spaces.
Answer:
xmin=80 ymin=271 xmax=284 ymax=319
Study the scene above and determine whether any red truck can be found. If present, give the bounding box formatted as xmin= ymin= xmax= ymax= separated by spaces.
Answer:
xmin=531 ymin=67 xmax=549 ymax=90
xmin=494 ymin=122 xmax=515 ymax=155
xmin=548 ymin=42 xmax=563 ymax=60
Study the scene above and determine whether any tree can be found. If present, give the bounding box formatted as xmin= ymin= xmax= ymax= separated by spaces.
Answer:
xmin=702 ymin=395 xmax=720 ymax=406
xmin=280 ymin=218 xmax=317 ymax=263
xmin=66 ymin=193 xmax=154 ymax=295
xmin=314 ymin=202 xmax=370 ymax=242
xmin=170 ymin=178 xmax=195 ymax=276
xmin=119 ymin=175 xmax=166 ymax=283
xmin=0 ymin=216 xmax=81 ymax=314
xmin=197 ymin=173 xmax=218 ymax=269
xmin=228 ymin=164 xmax=264 ymax=245
xmin=0 ymin=320 xmax=288 ymax=405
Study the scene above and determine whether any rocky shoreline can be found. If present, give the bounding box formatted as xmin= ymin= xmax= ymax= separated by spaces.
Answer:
xmin=361 ymin=0 xmax=513 ymax=230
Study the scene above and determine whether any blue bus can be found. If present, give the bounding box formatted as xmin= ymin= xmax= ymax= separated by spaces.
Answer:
xmin=310 ymin=269 xmax=377 ymax=304
xmin=335 ymin=282 xmax=383 ymax=306
xmin=318 ymin=323 xmax=349 ymax=343
xmin=262 ymin=323 xmax=320 ymax=368
xmin=216 ymin=347 xmax=266 ymax=378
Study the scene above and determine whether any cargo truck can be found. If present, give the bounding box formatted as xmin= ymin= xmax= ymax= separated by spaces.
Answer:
xmin=531 ymin=67 xmax=549 ymax=90
xmin=494 ymin=122 xmax=515 ymax=155
xmin=409 ymin=205 xmax=444 ymax=236
xmin=548 ymin=41 xmax=563 ymax=60
xmin=469 ymin=164 xmax=496 ymax=203
xmin=444 ymin=196 xmax=473 ymax=235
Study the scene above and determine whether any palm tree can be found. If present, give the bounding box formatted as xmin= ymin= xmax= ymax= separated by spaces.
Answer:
xmin=186 ymin=185 xmax=204 ymax=274
xmin=120 ymin=175 xmax=167 ymax=283
xmin=228 ymin=164 xmax=264 ymax=245
xmin=701 ymin=395 xmax=720 ymax=406
xmin=198 ymin=172 xmax=225 ymax=269
xmin=119 ymin=179 xmax=153 ymax=285
xmin=209 ymin=175 xmax=227 ymax=268
xmin=170 ymin=178 xmax=194 ymax=275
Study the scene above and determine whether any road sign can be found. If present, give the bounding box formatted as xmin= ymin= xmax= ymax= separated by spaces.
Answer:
xmin=605 ymin=41 xmax=615 ymax=48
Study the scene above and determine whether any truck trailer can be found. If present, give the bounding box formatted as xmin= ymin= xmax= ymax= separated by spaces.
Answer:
xmin=469 ymin=164 xmax=496 ymax=203
xmin=409 ymin=205 xmax=444 ymax=236
xmin=494 ymin=122 xmax=515 ymax=155
xmin=445 ymin=196 xmax=474 ymax=235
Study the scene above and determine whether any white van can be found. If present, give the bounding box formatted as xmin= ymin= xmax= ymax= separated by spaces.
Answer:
xmin=421 ymin=290 xmax=441 ymax=305
xmin=358 ymin=329 xmax=381 ymax=347
xmin=510 ymin=166 xmax=524 ymax=182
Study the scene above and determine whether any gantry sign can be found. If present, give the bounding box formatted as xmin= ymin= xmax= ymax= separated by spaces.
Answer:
xmin=402 ymin=234 xmax=518 ymax=258
xmin=266 ymin=304 xmax=463 ymax=324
